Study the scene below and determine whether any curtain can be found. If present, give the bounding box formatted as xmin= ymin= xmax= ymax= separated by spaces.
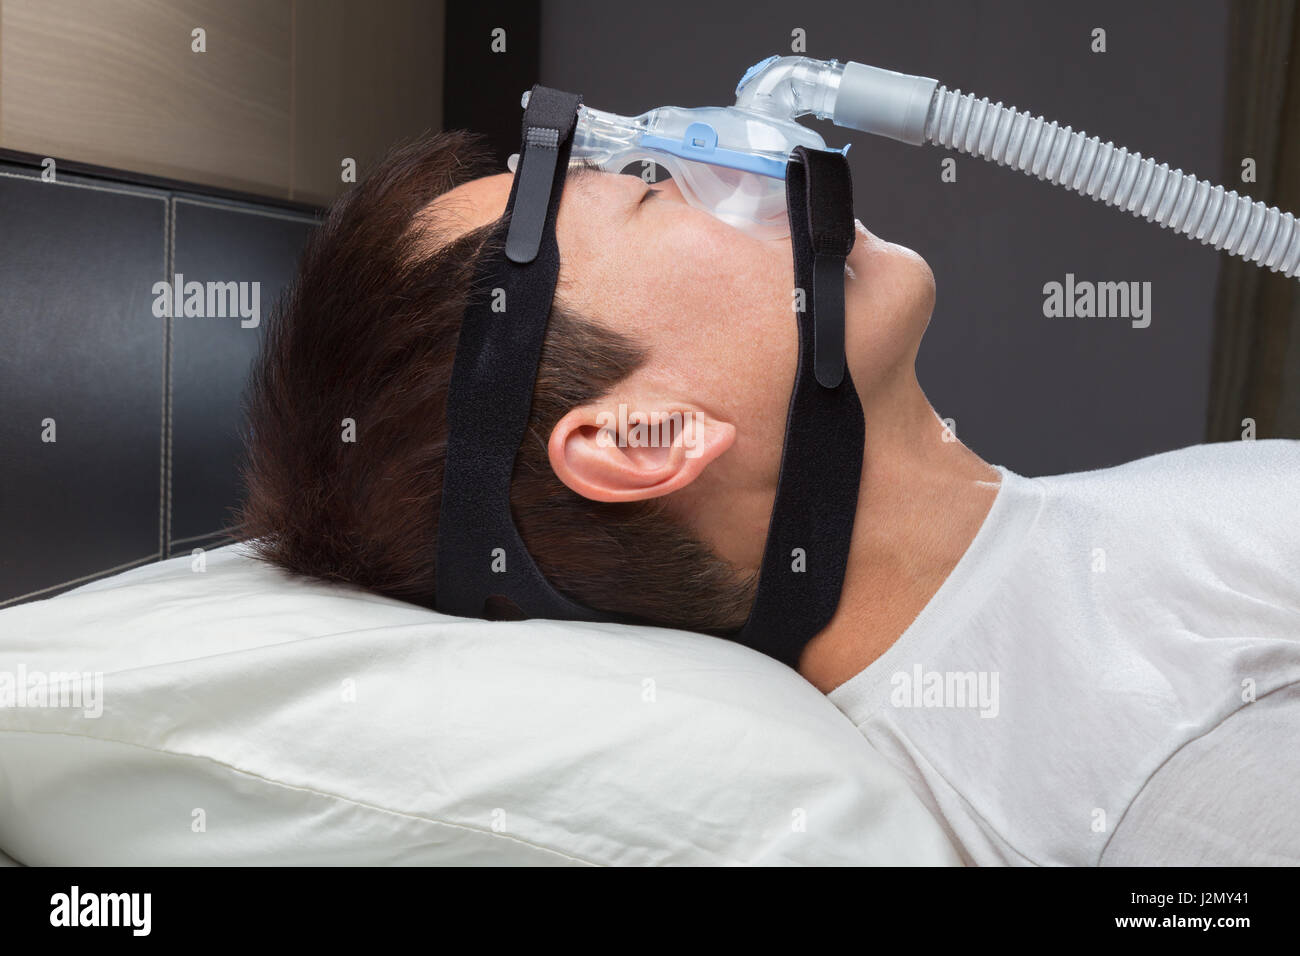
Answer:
xmin=1207 ymin=0 xmax=1300 ymax=441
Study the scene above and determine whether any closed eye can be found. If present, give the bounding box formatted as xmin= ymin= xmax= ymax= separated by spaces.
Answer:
xmin=639 ymin=187 xmax=663 ymax=206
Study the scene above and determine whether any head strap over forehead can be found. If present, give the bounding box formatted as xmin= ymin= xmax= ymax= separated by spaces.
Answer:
xmin=436 ymin=86 xmax=865 ymax=669
xmin=437 ymin=86 xmax=602 ymax=623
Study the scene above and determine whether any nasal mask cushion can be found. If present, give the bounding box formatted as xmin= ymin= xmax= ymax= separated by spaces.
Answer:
xmin=438 ymin=85 xmax=865 ymax=668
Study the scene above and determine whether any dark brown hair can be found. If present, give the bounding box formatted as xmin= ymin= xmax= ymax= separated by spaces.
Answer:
xmin=237 ymin=130 xmax=755 ymax=632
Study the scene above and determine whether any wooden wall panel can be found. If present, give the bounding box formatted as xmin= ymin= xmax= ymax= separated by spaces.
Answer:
xmin=0 ymin=0 xmax=293 ymax=196
xmin=0 ymin=0 xmax=445 ymax=203
xmin=292 ymin=0 xmax=444 ymax=205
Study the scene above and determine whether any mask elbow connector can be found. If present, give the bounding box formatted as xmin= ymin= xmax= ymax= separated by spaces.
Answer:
xmin=734 ymin=55 xmax=939 ymax=147
xmin=830 ymin=61 xmax=940 ymax=146
xmin=733 ymin=55 xmax=846 ymax=122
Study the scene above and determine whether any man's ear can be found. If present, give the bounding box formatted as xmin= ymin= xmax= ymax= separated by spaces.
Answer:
xmin=547 ymin=402 xmax=736 ymax=503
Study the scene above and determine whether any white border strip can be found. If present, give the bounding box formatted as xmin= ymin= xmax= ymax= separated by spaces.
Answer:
xmin=0 ymin=552 xmax=161 ymax=608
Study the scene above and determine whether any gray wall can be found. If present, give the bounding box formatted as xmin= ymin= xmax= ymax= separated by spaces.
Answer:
xmin=540 ymin=0 xmax=1230 ymax=476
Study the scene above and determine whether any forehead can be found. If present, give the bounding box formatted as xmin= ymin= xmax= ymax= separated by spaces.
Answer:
xmin=424 ymin=172 xmax=513 ymax=235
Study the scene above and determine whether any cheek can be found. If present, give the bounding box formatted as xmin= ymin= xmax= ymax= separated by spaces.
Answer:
xmin=670 ymin=231 xmax=793 ymax=357
xmin=663 ymin=232 xmax=799 ymax=436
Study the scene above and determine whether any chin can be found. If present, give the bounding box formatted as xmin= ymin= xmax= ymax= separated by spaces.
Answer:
xmin=844 ymin=238 xmax=935 ymax=391
xmin=896 ymin=242 xmax=936 ymax=337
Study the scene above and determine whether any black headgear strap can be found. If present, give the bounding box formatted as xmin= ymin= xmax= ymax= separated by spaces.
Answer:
xmin=437 ymin=86 xmax=864 ymax=669
xmin=732 ymin=146 xmax=864 ymax=666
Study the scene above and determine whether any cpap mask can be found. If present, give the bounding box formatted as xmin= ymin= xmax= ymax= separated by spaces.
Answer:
xmin=509 ymin=55 xmax=1300 ymax=276
xmin=509 ymin=57 xmax=842 ymax=240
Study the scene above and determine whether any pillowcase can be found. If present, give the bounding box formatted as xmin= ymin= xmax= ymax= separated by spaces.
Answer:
xmin=0 ymin=543 xmax=958 ymax=865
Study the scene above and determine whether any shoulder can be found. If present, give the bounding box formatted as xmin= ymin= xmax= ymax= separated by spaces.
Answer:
xmin=1026 ymin=439 xmax=1299 ymax=560
xmin=1047 ymin=437 xmax=1295 ymax=482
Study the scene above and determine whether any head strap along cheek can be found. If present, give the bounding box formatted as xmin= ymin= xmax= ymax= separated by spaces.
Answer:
xmin=436 ymin=93 xmax=865 ymax=671
xmin=733 ymin=146 xmax=864 ymax=668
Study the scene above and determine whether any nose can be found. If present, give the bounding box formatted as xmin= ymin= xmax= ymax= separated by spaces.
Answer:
xmin=641 ymin=168 xmax=790 ymax=243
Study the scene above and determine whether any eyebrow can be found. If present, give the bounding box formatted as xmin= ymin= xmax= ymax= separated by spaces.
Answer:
xmin=566 ymin=161 xmax=610 ymax=189
xmin=568 ymin=162 xmax=662 ymax=211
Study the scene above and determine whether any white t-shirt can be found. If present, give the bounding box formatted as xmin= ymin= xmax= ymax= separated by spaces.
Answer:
xmin=827 ymin=439 xmax=1300 ymax=866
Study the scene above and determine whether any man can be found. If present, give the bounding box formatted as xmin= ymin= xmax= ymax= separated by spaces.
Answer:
xmin=240 ymin=131 xmax=1300 ymax=865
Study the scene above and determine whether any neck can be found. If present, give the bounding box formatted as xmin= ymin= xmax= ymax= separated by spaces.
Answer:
xmin=796 ymin=369 xmax=1002 ymax=693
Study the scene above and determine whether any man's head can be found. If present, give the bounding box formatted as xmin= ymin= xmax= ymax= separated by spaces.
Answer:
xmin=239 ymin=130 xmax=935 ymax=634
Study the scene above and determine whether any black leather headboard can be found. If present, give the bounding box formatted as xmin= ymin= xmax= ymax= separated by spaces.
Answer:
xmin=0 ymin=160 xmax=317 ymax=607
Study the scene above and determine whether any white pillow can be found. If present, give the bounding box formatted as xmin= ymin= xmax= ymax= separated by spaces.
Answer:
xmin=0 ymin=544 xmax=958 ymax=866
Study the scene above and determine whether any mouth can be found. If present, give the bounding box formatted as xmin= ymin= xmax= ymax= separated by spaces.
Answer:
xmin=854 ymin=218 xmax=880 ymax=244
xmin=845 ymin=219 xmax=884 ymax=280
